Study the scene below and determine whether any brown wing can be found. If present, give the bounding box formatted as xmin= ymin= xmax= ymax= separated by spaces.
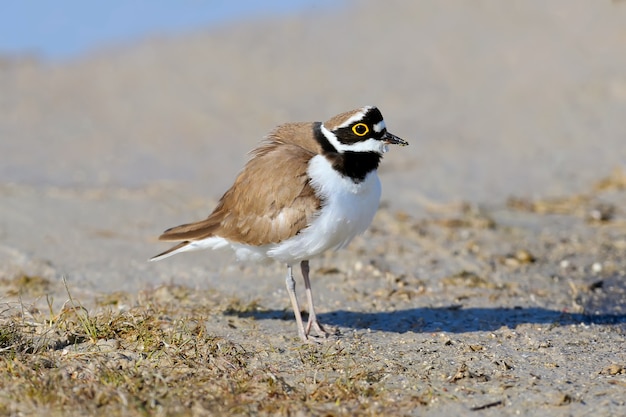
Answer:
xmin=158 ymin=140 xmax=321 ymax=246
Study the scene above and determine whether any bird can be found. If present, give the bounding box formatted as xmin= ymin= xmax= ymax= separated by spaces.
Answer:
xmin=150 ymin=106 xmax=408 ymax=342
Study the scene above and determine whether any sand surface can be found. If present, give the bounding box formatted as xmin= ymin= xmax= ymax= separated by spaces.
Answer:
xmin=1 ymin=1 xmax=626 ymax=415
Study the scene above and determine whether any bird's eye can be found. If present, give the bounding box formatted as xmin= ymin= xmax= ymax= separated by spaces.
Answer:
xmin=352 ymin=123 xmax=369 ymax=136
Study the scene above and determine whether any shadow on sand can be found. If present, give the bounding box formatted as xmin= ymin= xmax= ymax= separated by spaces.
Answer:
xmin=226 ymin=305 xmax=626 ymax=334
xmin=227 ymin=275 xmax=626 ymax=333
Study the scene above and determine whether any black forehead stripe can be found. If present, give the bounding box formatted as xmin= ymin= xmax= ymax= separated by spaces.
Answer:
xmin=312 ymin=122 xmax=337 ymax=153
xmin=337 ymin=108 xmax=383 ymax=131
xmin=352 ymin=107 xmax=384 ymax=127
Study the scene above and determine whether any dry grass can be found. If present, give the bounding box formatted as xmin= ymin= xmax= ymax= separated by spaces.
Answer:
xmin=0 ymin=282 xmax=427 ymax=417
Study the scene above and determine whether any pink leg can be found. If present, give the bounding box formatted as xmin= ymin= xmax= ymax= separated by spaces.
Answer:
xmin=301 ymin=260 xmax=328 ymax=338
xmin=285 ymin=264 xmax=307 ymax=342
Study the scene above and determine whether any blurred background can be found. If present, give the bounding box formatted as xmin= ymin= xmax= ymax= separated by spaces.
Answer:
xmin=0 ymin=1 xmax=338 ymax=61
xmin=2 ymin=0 xmax=625 ymax=206
xmin=1 ymin=0 xmax=625 ymax=293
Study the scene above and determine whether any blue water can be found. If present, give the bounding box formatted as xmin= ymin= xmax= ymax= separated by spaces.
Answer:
xmin=0 ymin=0 xmax=336 ymax=62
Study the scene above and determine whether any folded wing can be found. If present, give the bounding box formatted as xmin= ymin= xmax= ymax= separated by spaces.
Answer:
xmin=157 ymin=140 xmax=321 ymax=247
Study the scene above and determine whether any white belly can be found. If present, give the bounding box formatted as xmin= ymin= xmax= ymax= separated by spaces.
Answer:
xmin=266 ymin=154 xmax=381 ymax=264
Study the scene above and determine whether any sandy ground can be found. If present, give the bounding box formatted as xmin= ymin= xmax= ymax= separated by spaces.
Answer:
xmin=1 ymin=0 xmax=626 ymax=415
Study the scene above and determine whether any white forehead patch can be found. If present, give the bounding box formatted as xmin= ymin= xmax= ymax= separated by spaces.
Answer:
xmin=373 ymin=120 xmax=386 ymax=133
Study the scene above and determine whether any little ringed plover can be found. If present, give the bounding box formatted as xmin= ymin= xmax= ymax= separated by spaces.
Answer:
xmin=151 ymin=106 xmax=408 ymax=342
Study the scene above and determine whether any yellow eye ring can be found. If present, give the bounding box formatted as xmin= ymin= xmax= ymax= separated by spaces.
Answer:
xmin=352 ymin=123 xmax=369 ymax=136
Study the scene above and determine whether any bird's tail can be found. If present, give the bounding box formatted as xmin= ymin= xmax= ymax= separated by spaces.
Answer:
xmin=150 ymin=236 xmax=231 ymax=262
xmin=149 ymin=241 xmax=191 ymax=262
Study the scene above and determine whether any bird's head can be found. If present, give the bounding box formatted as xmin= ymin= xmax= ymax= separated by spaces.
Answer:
xmin=321 ymin=106 xmax=408 ymax=154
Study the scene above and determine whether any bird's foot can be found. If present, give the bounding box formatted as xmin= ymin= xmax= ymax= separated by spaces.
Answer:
xmin=306 ymin=318 xmax=329 ymax=339
xmin=294 ymin=317 xmax=335 ymax=344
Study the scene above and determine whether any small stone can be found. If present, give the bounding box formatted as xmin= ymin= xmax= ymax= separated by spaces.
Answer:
xmin=587 ymin=204 xmax=615 ymax=222
xmin=515 ymin=249 xmax=535 ymax=263
xmin=601 ymin=364 xmax=625 ymax=375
